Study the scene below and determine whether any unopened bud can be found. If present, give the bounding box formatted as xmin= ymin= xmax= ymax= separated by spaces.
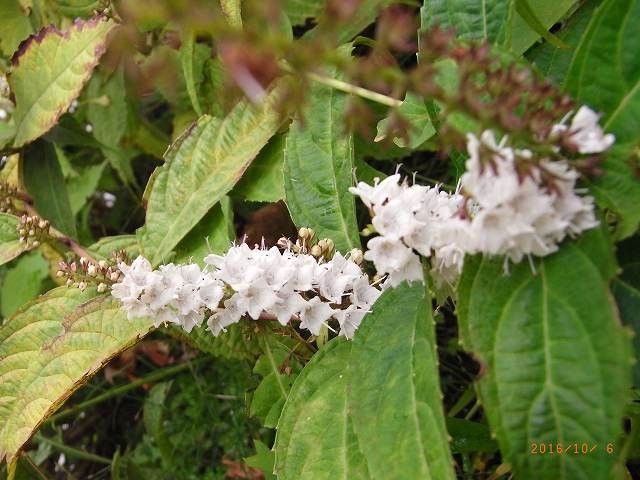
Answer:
xmin=28 ymin=229 xmax=35 ymax=236
xmin=32 ymin=240 xmax=39 ymax=247
xmin=56 ymin=270 xmax=65 ymax=277
xmin=298 ymin=227 xmax=310 ymax=239
xmin=349 ymin=248 xmax=364 ymax=264
xmin=98 ymin=260 xmax=107 ymax=269
xmin=310 ymin=245 xmax=322 ymax=257
xmin=110 ymin=271 xmax=120 ymax=281
xmin=97 ymin=283 xmax=107 ymax=293
xmin=78 ymin=281 xmax=87 ymax=291
xmin=66 ymin=278 xmax=74 ymax=287
xmin=87 ymin=264 xmax=97 ymax=277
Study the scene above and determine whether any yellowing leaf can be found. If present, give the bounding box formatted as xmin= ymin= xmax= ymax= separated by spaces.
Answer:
xmin=0 ymin=213 xmax=27 ymax=266
xmin=9 ymin=15 xmax=115 ymax=147
xmin=0 ymin=289 xmax=153 ymax=462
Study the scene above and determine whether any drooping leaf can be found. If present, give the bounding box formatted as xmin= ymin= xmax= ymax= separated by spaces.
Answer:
xmin=564 ymin=0 xmax=640 ymax=238
xmin=179 ymin=33 xmax=210 ymax=117
xmin=0 ymin=213 xmax=27 ymax=266
xmin=457 ymin=228 xmax=632 ymax=480
xmin=420 ymin=0 xmax=575 ymax=54
xmin=526 ymin=0 xmax=599 ymax=85
xmin=233 ymin=134 xmax=285 ymax=203
xmin=0 ymin=289 xmax=153 ymax=462
xmin=0 ymin=251 xmax=48 ymax=318
xmin=9 ymin=15 xmax=115 ymax=147
xmin=284 ymin=76 xmax=361 ymax=252
xmin=138 ymin=82 xmax=287 ymax=266
xmin=275 ymin=338 xmax=369 ymax=480
xmin=611 ymin=235 xmax=640 ymax=386
xmin=349 ymin=283 xmax=456 ymax=480
xmin=0 ymin=1 xmax=33 ymax=56
xmin=22 ymin=140 xmax=77 ymax=237
xmin=250 ymin=336 xmax=301 ymax=428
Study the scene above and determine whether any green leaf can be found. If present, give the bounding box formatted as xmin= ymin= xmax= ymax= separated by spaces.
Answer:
xmin=67 ymin=162 xmax=106 ymax=215
xmin=245 ymin=440 xmax=275 ymax=480
xmin=169 ymin=322 xmax=262 ymax=361
xmin=526 ymin=0 xmax=599 ymax=85
xmin=233 ymin=134 xmax=285 ymax=203
xmin=0 ymin=213 xmax=27 ymax=267
xmin=349 ymin=283 xmax=456 ymax=480
xmin=251 ymin=336 xmax=301 ymax=428
xmin=310 ymin=0 xmax=393 ymax=44
xmin=9 ymin=15 xmax=115 ymax=147
xmin=421 ymin=0 xmax=575 ymax=54
xmin=284 ymin=77 xmax=361 ymax=252
xmin=446 ymin=418 xmax=498 ymax=454
xmin=220 ymin=0 xmax=242 ymax=27
xmin=23 ymin=140 xmax=77 ymax=237
xmin=275 ymin=338 xmax=369 ymax=480
xmin=376 ymin=93 xmax=437 ymax=149
xmin=0 ymin=289 xmax=153 ymax=462
xmin=0 ymin=251 xmax=48 ymax=318
xmin=283 ymin=0 xmax=324 ymax=25
xmin=0 ymin=1 xmax=33 ymax=56
xmin=138 ymin=82 xmax=287 ymax=266
xmin=611 ymin=235 xmax=640 ymax=386
xmin=457 ymin=229 xmax=632 ymax=480
xmin=179 ymin=33 xmax=209 ymax=117
xmin=173 ymin=196 xmax=234 ymax=266
xmin=87 ymin=235 xmax=140 ymax=260
xmin=564 ymin=0 xmax=640 ymax=238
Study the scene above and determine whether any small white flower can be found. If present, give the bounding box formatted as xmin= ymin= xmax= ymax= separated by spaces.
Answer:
xmin=269 ymin=292 xmax=306 ymax=325
xmin=553 ymin=106 xmax=615 ymax=154
xmin=299 ymin=297 xmax=334 ymax=336
xmin=334 ymin=305 xmax=368 ymax=340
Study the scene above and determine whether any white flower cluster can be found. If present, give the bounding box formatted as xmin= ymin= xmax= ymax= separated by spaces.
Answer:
xmin=112 ymin=244 xmax=380 ymax=340
xmin=349 ymin=175 xmax=467 ymax=287
xmin=351 ymin=106 xmax=610 ymax=283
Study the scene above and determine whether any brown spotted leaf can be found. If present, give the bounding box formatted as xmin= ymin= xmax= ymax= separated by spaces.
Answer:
xmin=0 ymin=288 xmax=153 ymax=463
xmin=9 ymin=15 xmax=115 ymax=147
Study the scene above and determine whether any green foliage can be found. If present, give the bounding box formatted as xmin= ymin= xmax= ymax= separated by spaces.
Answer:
xmin=457 ymin=229 xmax=632 ymax=480
xmin=0 ymin=214 xmax=27 ymax=267
xmin=0 ymin=251 xmax=49 ymax=318
xmin=565 ymin=0 xmax=640 ymax=238
xmin=275 ymin=338 xmax=368 ymax=479
xmin=138 ymin=83 xmax=287 ymax=265
xmin=350 ymin=283 xmax=456 ymax=480
xmin=8 ymin=15 xmax=115 ymax=147
xmin=376 ymin=93 xmax=437 ymax=149
xmin=284 ymin=75 xmax=361 ymax=252
xmin=0 ymin=289 xmax=152 ymax=463
xmin=234 ymin=135 xmax=286 ymax=203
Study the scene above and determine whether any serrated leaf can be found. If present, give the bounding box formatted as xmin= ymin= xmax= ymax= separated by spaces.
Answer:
xmin=420 ymin=0 xmax=575 ymax=54
xmin=284 ymin=77 xmax=361 ymax=252
xmin=138 ymin=82 xmax=287 ymax=266
xmin=169 ymin=322 xmax=262 ymax=361
xmin=233 ymin=134 xmax=285 ymax=203
xmin=275 ymin=338 xmax=369 ymax=479
xmin=349 ymin=283 xmax=456 ymax=480
xmin=0 ymin=289 xmax=153 ymax=462
xmin=251 ymin=336 xmax=301 ymax=428
xmin=564 ymin=0 xmax=640 ymax=238
xmin=611 ymin=235 xmax=640 ymax=386
xmin=245 ymin=440 xmax=275 ymax=480
xmin=0 ymin=213 xmax=27 ymax=266
xmin=23 ymin=140 xmax=76 ymax=237
xmin=457 ymin=229 xmax=632 ymax=480
xmin=87 ymin=235 xmax=140 ymax=260
xmin=9 ymin=15 xmax=115 ymax=147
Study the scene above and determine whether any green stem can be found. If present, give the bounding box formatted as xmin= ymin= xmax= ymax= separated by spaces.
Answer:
xmin=33 ymin=435 xmax=112 ymax=465
xmin=47 ymin=359 xmax=203 ymax=425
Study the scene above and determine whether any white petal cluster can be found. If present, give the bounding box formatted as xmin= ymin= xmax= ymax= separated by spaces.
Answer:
xmin=461 ymin=131 xmax=598 ymax=263
xmin=350 ymin=174 xmax=467 ymax=287
xmin=112 ymin=244 xmax=380 ymax=340
xmin=204 ymin=244 xmax=379 ymax=339
xmin=111 ymin=256 xmax=224 ymax=332
xmin=551 ymin=106 xmax=615 ymax=154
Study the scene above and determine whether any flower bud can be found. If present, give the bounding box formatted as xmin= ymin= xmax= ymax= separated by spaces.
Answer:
xmin=28 ymin=229 xmax=35 ymax=236
xmin=98 ymin=260 xmax=107 ymax=269
xmin=349 ymin=248 xmax=364 ymax=264
xmin=56 ymin=270 xmax=65 ymax=278
xmin=66 ymin=279 xmax=73 ymax=287
xmin=78 ymin=281 xmax=87 ymax=291
xmin=32 ymin=240 xmax=40 ymax=247
xmin=310 ymin=245 xmax=322 ymax=257
xmin=97 ymin=283 xmax=107 ymax=293
xmin=87 ymin=264 xmax=97 ymax=277
xmin=298 ymin=227 xmax=310 ymax=239
xmin=110 ymin=271 xmax=120 ymax=281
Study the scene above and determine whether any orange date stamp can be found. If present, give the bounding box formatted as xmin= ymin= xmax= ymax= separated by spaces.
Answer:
xmin=530 ymin=442 xmax=615 ymax=455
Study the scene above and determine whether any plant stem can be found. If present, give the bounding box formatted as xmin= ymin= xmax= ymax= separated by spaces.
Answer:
xmin=33 ymin=434 xmax=112 ymax=465
xmin=47 ymin=359 xmax=203 ymax=425
xmin=278 ymin=62 xmax=402 ymax=108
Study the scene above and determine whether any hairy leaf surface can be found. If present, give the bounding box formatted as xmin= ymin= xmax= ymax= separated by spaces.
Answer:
xmin=9 ymin=16 xmax=115 ymax=147
xmin=0 ymin=290 xmax=153 ymax=462
xmin=284 ymin=78 xmax=361 ymax=252
xmin=350 ymin=283 xmax=456 ymax=480
xmin=457 ymin=229 xmax=632 ymax=480
xmin=275 ymin=339 xmax=369 ymax=480
xmin=138 ymin=83 xmax=287 ymax=265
